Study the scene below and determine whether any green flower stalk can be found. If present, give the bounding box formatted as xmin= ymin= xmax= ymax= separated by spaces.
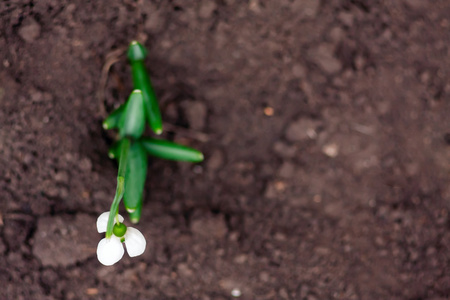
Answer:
xmin=105 ymin=137 xmax=130 ymax=238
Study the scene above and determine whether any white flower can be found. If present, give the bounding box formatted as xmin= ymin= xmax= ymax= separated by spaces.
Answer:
xmin=96 ymin=211 xmax=146 ymax=266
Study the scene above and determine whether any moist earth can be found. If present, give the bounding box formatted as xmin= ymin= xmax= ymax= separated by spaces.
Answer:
xmin=1 ymin=1 xmax=450 ymax=299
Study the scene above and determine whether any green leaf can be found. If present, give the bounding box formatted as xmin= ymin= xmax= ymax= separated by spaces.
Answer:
xmin=103 ymin=104 xmax=125 ymax=130
xmin=128 ymin=41 xmax=163 ymax=135
xmin=123 ymin=142 xmax=148 ymax=211
xmin=119 ymin=90 xmax=146 ymax=139
xmin=128 ymin=197 xmax=142 ymax=224
xmin=130 ymin=62 xmax=163 ymax=135
xmin=141 ymin=138 xmax=204 ymax=162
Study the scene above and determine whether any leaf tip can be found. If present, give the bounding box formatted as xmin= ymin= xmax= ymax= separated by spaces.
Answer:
xmin=126 ymin=207 xmax=136 ymax=213
xmin=130 ymin=217 xmax=140 ymax=224
xmin=197 ymin=152 xmax=204 ymax=162
xmin=127 ymin=41 xmax=148 ymax=61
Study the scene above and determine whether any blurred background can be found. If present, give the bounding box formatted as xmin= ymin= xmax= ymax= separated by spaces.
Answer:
xmin=0 ymin=1 xmax=449 ymax=299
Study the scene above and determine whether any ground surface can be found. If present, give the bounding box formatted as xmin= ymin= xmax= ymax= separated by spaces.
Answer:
xmin=1 ymin=0 xmax=450 ymax=299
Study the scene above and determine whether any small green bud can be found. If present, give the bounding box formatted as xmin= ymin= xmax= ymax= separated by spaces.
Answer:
xmin=113 ymin=223 xmax=127 ymax=237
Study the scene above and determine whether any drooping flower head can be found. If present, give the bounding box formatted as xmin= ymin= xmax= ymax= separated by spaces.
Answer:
xmin=96 ymin=211 xmax=146 ymax=266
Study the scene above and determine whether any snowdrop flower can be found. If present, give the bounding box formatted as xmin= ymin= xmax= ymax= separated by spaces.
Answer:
xmin=96 ymin=211 xmax=146 ymax=266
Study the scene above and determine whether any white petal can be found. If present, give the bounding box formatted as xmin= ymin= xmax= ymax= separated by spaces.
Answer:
xmin=124 ymin=227 xmax=146 ymax=257
xmin=96 ymin=211 xmax=124 ymax=233
xmin=96 ymin=236 xmax=124 ymax=266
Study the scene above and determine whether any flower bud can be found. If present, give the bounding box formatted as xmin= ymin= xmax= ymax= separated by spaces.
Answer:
xmin=113 ymin=223 xmax=127 ymax=237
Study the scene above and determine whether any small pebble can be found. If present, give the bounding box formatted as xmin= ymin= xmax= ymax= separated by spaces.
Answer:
xmin=85 ymin=288 xmax=98 ymax=295
xmin=264 ymin=106 xmax=274 ymax=116
xmin=231 ymin=288 xmax=242 ymax=297
xmin=322 ymin=143 xmax=339 ymax=157
xmin=18 ymin=17 xmax=41 ymax=43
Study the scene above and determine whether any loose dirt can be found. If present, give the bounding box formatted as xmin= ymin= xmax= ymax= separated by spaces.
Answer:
xmin=1 ymin=1 xmax=450 ymax=299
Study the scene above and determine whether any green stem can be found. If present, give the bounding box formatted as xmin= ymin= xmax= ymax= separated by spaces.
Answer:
xmin=105 ymin=138 xmax=131 ymax=238
xmin=118 ymin=138 xmax=131 ymax=178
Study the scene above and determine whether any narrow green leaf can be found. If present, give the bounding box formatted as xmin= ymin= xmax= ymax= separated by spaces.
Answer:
xmin=123 ymin=142 xmax=148 ymax=211
xmin=141 ymin=138 xmax=204 ymax=162
xmin=130 ymin=62 xmax=163 ymax=135
xmin=127 ymin=41 xmax=163 ymax=135
xmin=119 ymin=90 xmax=146 ymax=139
xmin=103 ymin=104 xmax=125 ymax=130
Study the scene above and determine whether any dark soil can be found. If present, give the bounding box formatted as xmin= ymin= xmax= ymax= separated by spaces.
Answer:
xmin=1 ymin=1 xmax=450 ymax=299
